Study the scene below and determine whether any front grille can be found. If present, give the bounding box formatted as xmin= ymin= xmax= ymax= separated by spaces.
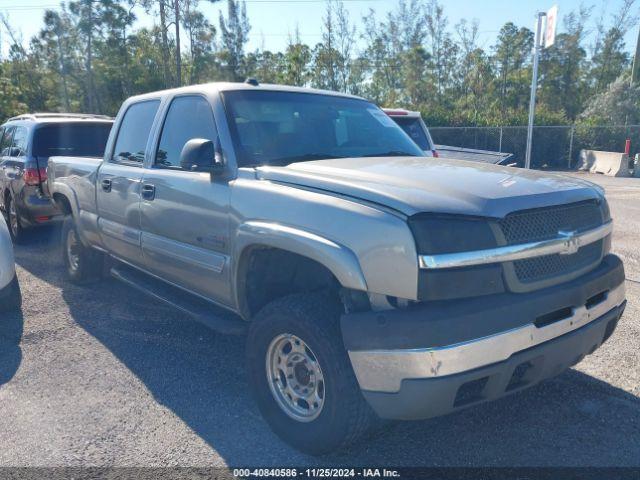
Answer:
xmin=514 ymin=240 xmax=603 ymax=283
xmin=500 ymin=201 xmax=605 ymax=284
xmin=499 ymin=200 xmax=603 ymax=245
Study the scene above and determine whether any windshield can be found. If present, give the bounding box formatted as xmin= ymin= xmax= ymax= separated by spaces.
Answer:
xmin=33 ymin=123 xmax=112 ymax=158
xmin=222 ymin=90 xmax=424 ymax=167
xmin=390 ymin=116 xmax=432 ymax=151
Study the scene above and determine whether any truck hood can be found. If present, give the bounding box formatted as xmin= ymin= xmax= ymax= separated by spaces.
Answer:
xmin=256 ymin=156 xmax=603 ymax=217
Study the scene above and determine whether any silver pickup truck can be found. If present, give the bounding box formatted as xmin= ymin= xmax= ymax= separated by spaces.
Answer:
xmin=48 ymin=82 xmax=627 ymax=455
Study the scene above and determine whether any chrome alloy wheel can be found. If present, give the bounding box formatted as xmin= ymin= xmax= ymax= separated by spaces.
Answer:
xmin=66 ymin=227 xmax=81 ymax=272
xmin=266 ymin=333 xmax=326 ymax=422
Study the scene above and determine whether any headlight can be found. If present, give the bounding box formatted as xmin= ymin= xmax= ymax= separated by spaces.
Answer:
xmin=408 ymin=214 xmax=505 ymax=301
xmin=408 ymin=214 xmax=498 ymax=254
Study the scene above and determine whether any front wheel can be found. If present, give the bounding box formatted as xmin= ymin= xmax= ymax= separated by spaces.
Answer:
xmin=246 ymin=292 xmax=376 ymax=455
xmin=62 ymin=217 xmax=104 ymax=284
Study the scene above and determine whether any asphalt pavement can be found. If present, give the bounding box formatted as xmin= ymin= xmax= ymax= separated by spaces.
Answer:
xmin=0 ymin=172 xmax=638 ymax=467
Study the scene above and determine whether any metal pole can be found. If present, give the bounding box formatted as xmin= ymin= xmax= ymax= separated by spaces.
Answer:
xmin=567 ymin=126 xmax=575 ymax=169
xmin=499 ymin=127 xmax=503 ymax=153
xmin=525 ymin=12 xmax=546 ymax=169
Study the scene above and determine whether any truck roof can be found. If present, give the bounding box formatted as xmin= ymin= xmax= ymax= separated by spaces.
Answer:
xmin=125 ymin=81 xmax=368 ymax=104
xmin=6 ymin=113 xmax=114 ymax=123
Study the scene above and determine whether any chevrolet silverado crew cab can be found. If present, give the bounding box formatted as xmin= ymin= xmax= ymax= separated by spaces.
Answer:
xmin=47 ymin=82 xmax=626 ymax=455
xmin=0 ymin=113 xmax=113 ymax=242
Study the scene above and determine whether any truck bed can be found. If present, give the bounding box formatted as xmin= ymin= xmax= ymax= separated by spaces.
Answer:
xmin=435 ymin=145 xmax=514 ymax=165
xmin=46 ymin=156 xmax=102 ymax=212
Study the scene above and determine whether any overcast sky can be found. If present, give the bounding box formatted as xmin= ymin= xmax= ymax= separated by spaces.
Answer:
xmin=1 ymin=0 xmax=638 ymax=59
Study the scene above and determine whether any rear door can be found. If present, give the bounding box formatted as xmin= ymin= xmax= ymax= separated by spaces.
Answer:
xmin=139 ymin=94 xmax=232 ymax=305
xmin=3 ymin=126 xmax=28 ymax=204
xmin=0 ymin=126 xmax=15 ymax=211
xmin=9 ymin=126 xmax=33 ymax=217
xmin=96 ymin=100 xmax=160 ymax=264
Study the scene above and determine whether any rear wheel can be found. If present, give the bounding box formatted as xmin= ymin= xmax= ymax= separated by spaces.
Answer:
xmin=246 ymin=292 xmax=377 ymax=455
xmin=5 ymin=194 xmax=25 ymax=244
xmin=62 ymin=216 xmax=103 ymax=284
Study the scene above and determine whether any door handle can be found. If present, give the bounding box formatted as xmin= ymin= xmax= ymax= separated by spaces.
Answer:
xmin=141 ymin=183 xmax=156 ymax=201
xmin=101 ymin=178 xmax=112 ymax=192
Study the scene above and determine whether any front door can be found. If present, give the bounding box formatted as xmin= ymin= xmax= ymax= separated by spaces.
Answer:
xmin=139 ymin=95 xmax=232 ymax=306
xmin=96 ymin=100 xmax=160 ymax=264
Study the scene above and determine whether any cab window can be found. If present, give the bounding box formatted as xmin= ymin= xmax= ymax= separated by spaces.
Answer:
xmin=112 ymin=100 xmax=160 ymax=165
xmin=155 ymin=96 xmax=217 ymax=169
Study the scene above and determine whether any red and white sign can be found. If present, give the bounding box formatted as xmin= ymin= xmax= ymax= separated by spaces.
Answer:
xmin=545 ymin=5 xmax=558 ymax=48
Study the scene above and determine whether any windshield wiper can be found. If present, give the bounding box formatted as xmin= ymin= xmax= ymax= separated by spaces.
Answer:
xmin=361 ymin=150 xmax=421 ymax=158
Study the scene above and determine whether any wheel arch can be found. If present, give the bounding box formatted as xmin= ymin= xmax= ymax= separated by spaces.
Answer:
xmin=50 ymin=184 xmax=79 ymax=218
xmin=234 ymin=221 xmax=368 ymax=319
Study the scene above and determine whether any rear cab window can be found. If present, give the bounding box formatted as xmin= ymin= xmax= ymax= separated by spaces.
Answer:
xmin=112 ymin=100 xmax=160 ymax=165
xmin=391 ymin=117 xmax=433 ymax=151
xmin=33 ymin=123 xmax=112 ymax=158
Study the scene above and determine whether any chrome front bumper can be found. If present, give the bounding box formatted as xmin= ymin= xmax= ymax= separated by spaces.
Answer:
xmin=349 ymin=281 xmax=626 ymax=393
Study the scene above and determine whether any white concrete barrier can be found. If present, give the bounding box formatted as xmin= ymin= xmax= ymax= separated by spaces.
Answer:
xmin=579 ymin=150 xmax=631 ymax=177
xmin=577 ymin=150 xmax=597 ymax=171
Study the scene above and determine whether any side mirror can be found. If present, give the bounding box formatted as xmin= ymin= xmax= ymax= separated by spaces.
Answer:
xmin=179 ymin=138 xmax=225 ymax=175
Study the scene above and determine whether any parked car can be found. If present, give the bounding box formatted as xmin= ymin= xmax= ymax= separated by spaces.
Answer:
xmin=0 ymin=215 xmax=21 ymax=311
xmin=383 ymin=108 xmax=514 ymax=164
xmin=48 ymin=82 xmax=626 ymax=455
xmin=383 ymin=108 xmax=439 ymax=157
xmin=0 ymin=113 xmax=113 ymax=242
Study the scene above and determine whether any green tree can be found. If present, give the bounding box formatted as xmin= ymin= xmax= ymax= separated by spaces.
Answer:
xmin=183 ymin=4 xmax=218 ymax=84
xmin=311 ymin=0 xmax=356 ymax=93
xmin=492 ymin=22 xmax=533 ymax=120
xmin=282 ymin=30 xmax=312 ymax=86
xmin=580 ymin=74 xmax=640 ymax=125
xmin=538 ymin=6 xmax=591 ymax=120
xmin=218 ymin=0 xmax=250 ymax=81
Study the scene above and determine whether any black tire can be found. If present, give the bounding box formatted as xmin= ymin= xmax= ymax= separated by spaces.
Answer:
xmin=62 ymin=216 xmax=103 ymax=284
xmin=5 ymin=193 xmax=25 ymax=244
xmin=246 ymin=292 xmax=377 ymax=455
xmin=0 ymin=275 xmax=22 ymax=312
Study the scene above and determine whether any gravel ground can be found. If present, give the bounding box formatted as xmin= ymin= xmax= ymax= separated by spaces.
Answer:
xmin=0 ymin=172 xmax=638 ymax=467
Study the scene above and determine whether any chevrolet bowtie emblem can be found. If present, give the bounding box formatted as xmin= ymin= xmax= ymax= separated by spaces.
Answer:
xmin=558 ymin=230 xmax=580 ymax=255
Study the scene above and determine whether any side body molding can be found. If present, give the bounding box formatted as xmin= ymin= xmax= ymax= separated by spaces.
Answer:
xmin=235 ymin=221 xmax=368 ymax=294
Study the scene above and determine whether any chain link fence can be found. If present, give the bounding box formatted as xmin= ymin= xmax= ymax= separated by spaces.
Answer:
xmin=429 ymin=125 xmax=640 ymax=169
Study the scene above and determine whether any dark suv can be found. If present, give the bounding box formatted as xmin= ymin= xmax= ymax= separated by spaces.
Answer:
xmin=0 ymin=113 xmax=113 ymax=242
